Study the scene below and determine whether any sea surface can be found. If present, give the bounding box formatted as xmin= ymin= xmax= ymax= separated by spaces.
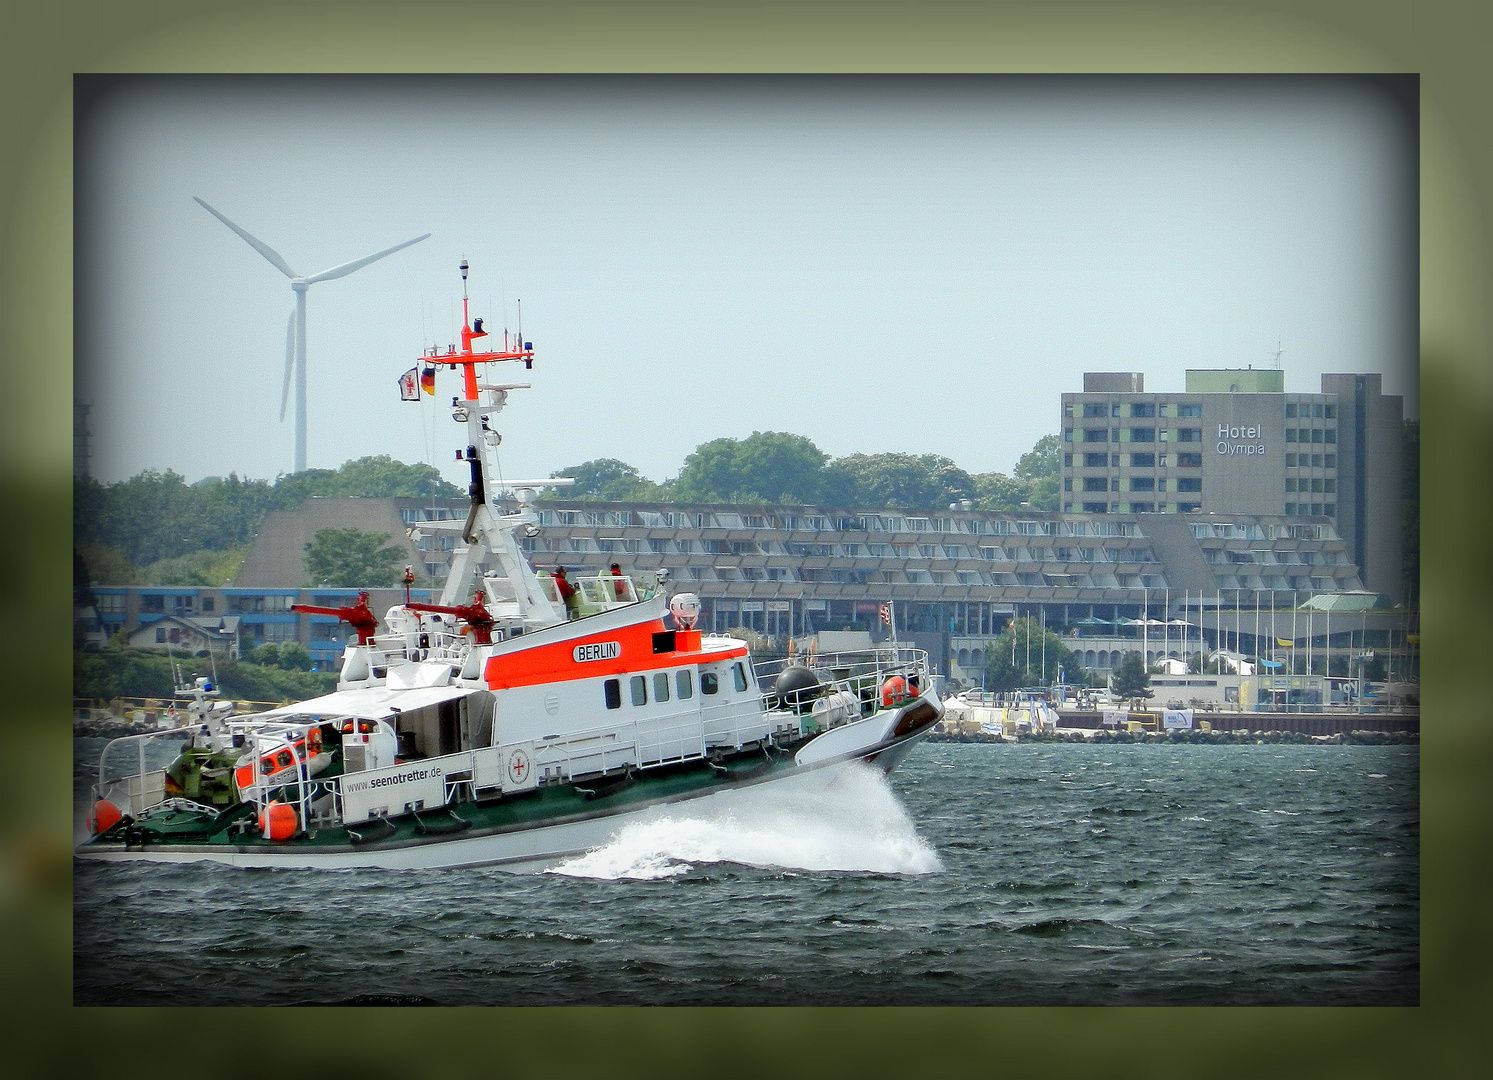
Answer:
xmin=73 ymin=737 xmax=1418 ymax=1005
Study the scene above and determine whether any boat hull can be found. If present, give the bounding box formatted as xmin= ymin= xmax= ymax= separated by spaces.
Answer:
xmin=76 ymin=695 xmax=940 ymax=872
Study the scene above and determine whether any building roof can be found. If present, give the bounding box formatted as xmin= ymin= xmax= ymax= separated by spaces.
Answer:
xmin=1296 ymin=591 xmax=1390 ymax=612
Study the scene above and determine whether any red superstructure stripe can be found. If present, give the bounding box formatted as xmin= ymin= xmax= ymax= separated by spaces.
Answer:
xmin=482 ymin=620 xmax=749 ymax=691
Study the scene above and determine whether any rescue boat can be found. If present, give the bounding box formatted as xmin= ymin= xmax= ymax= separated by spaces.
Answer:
xmin=76 ymin=262 xmax=942 ymax=871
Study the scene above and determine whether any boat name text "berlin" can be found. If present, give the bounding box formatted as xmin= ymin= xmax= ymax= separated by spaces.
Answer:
xmin=574 ymin=641 xmax=622 ymax=663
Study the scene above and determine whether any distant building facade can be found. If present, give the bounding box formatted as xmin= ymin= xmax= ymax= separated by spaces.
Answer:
xmin=99 ymin=496 xmax=1412 ymax=683
xmin=1059 ymin=369 xmax=1404 ymax=601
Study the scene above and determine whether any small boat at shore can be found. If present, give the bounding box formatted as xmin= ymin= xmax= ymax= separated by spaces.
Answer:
xmin=76 ymin=262 xmax=941 ymax=871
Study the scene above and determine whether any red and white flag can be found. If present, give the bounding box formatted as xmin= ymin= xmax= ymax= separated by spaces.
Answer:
xmin=398 ymin=367 xmax=419 ymax=401
xmin=879 ymin=602 xmax=892 ymax=626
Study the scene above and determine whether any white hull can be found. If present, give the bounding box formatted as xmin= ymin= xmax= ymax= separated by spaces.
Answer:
xmin=77 ymin=709 xmax=937 ymax=872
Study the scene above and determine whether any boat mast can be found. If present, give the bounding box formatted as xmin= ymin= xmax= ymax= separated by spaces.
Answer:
xmin=422 ymin=260 xmax=573 ymax=622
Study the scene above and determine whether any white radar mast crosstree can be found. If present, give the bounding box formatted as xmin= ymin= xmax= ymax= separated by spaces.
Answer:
xmin=401 ymin=259 xmax=575 ymax=623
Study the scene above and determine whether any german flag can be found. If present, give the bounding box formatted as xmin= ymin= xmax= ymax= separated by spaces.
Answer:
xmin=420 ymin=365 xmax=436 ymax=395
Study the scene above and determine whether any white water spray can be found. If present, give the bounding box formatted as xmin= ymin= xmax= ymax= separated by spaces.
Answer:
xmin=548 ymin=763 xmax=942 ymax=881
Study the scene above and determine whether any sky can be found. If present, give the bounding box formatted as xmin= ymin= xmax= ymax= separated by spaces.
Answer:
xmin=75 ymin=75 xmax=1418 ymax=490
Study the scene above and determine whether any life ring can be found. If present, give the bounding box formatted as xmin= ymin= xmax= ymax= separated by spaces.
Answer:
xmin=881 ymin=675 xmax=909 ymax=708
xmin=89 ymin=799 xmax=122 ymax=834
xmin=259 ymin=802 xmax=298 ymax=841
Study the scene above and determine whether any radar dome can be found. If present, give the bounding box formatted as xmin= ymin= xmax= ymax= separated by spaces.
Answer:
xmin=668 ymin=593 xmax=702 ymax=630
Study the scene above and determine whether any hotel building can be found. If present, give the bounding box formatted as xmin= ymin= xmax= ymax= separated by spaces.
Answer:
xmin=1059 ymin=369 xmax=1404 ymax=601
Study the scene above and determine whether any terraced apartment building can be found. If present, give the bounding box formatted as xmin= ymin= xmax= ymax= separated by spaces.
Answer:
xmin=89 ymin=496 xmax=1386 ymax=679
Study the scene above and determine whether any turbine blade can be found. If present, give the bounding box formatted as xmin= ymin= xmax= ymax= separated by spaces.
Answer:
xmin=193 ymin=196 xmax=298 ymax=279
xmin=303 ymin=233 xmax=431 ymax=284
xmin=280 ymin=310 xmax=296 ymax=422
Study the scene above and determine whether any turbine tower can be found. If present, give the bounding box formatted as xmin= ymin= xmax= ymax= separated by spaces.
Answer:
xmin=194 ymin=197 xmax=430 ymax=474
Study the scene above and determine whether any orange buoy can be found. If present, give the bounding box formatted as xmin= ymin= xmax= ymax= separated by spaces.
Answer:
xmin=881 ymin=675 xmax=909 ymax=708
xmin=260 ymin=802 xmax=298 ymax=841
xmin=90 ymin=799 xmax=122 ymax=834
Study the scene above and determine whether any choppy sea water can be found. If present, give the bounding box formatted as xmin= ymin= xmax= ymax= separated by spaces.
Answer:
xmin=73 ymin=737 xmax=1417 ymax=1005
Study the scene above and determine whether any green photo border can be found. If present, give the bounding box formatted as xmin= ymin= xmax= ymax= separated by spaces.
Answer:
xmin=6 ymin=0 xmax=1481 ymax=1071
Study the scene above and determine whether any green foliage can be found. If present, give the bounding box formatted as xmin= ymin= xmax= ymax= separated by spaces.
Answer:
xmin=674 ymin=432 xmax=829 ymax=504
xmin=137 ymin=544 xmax=250 ymax=587
xmin=1025 ymin=474 xmax=1061 ymax=511
xmin=248 ymin=642 xmax=281 ymax=667
xmin=74 ymin=648 xmax=337 ymax=704
xmin=981 ymin=616 xmax=1077 ymax=690
xmin=970 ymin=434 xmax=1061 ymax=512
xmin=276 ymin=642 xmax=313 ymax=671
xmin=73 ymin=648 xmax=176 ymax=700
xmin=75 ymin=540 xmax=138 ymax=586
xmin=303 ymin=528 xmax=405 ymax=587
xmin=970 ymin=471 xmax=1027 ymax=512
xmin=75 ymin=457 xmax=461 ymax=580
xmin=550 ymin=458 xmax=660 ymax=502
xmin=1014 ymin=434 xmax=1061 ymax=482
xmin=1112 ymin=650 xmax=1154 ymax=701
xmin=314 ymin=455 xmax=463 ymax=500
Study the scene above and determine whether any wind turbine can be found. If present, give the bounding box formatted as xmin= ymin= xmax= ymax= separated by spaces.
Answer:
xmin=194 ymin=197 xmax=430 ymax=473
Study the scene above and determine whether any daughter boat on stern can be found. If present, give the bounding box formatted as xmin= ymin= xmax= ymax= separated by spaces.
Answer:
xmin=76 ymin=262 xmax=942 ymax=870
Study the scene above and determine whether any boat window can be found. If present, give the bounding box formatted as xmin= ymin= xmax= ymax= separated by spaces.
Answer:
xmin=630 ymin=675 xmax=648 ymax=706
xmin=701 ymin=671 xmax=719 ymax=695
xmin=732 ymin=663 xmax=749 ymax=693
xmin=676 ymin=669 xmax=693 ymax=699
xmin=604 ymin=679 xmax=621 ymax=710
xmin=653 ymin=672 xmax=670 ymax=703
xmin=275 ymin=750 xmax=293 ymax=770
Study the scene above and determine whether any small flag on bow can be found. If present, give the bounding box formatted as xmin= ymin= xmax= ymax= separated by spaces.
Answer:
xmin=879 ymin=603 xmax=892 ymax=627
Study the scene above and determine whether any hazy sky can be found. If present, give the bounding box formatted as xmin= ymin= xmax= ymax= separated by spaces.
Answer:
xmin=76 ymin=75 xmax=1418 ymax=489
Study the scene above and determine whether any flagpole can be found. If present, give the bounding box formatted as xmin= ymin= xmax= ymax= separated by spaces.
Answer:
xmin=1041 ymin=605 xmax=1047 ymax=686
xmin=1142 ymin=585 xmax=1148 ymax=673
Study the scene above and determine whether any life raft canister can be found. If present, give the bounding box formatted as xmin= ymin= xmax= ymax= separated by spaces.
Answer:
xmin=260 ymin=802 xmax=298 ymax=841
xmin=881 ymin=675 xmax=910 ymax=708
xmin=89 ymin=799 xmax=122 ymax=834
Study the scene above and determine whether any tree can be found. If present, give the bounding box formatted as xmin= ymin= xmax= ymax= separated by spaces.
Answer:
xmin=276 ymin=641 xmax=313 ymax=671
xmin=673 ymin=432 xmax=829 ymax=503
xmin=982 ymin=616 xmax=1078 ymax=690
xmin=970 ymin=471 xmax=1027 ymax=512
xmin=74 ymin=456 xmax=461 ymax=585
xmin=326 ymin=455 xmax=464 ymax=499
xmin=1111 ymin=651 xmax=1154 ymax=703
xmin=1014 ymin=434 xmax=1060 ymax=482
xmin=303 ymin=528 xmax=405 ymax=587
xmin=823 ymin=452 xmax=941 ymax=508
xmin=551 ymin=458 xmax=653 ymax=501
xmin=967 ymin=434 xmax=1061 ymax=512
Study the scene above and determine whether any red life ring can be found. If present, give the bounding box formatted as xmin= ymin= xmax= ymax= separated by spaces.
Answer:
xmin=260 ymin=802 xmax=298 ymax=841
xmin=881 ymin=675 xmax=909 ymax=708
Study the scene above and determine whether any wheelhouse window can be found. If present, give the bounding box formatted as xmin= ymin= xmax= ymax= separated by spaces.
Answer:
xmin=603 ymin=679 xmax=621 ymax=709
xmin=732 ymin=663 xmax=749 ymax=693
xmin=676 ymin=669 xmax=693 ymax=699
xmin=653 ymin=672 xmax=670 ymax=702
xmin=630 ymin=675 xmax=648 ymax=706
xmin=701 ymin=671 xmax=720 ymax=695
